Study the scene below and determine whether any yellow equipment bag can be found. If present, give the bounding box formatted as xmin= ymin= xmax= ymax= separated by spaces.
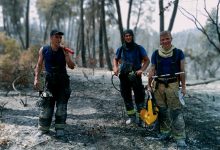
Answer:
xmin=140 ymin=91 xmax=159 ymax=126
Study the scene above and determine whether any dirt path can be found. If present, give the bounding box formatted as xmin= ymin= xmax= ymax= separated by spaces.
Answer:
xmin=0 ymin=68 xmax=220 ymax=150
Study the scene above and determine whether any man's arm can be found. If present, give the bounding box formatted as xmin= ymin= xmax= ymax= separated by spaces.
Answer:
xmin=34 ymin=47 xmax=44 ymax=90
xmin=147 ymin=65 xmax=156 ymax=91
xmin=64 ymin=51 xmax=75 ymax=69
xmin=113 ymin=58 xmax=119 ymax=76
xmin=179 ymin=59 xmax=186 ymax=95
xmin=60 ymin=45 xmax=75 ymax=69
xmin=136 ymin=56 xmax=150 ymax=76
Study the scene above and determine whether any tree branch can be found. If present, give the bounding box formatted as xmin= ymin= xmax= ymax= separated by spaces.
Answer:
xmin=178 ymin=6 xmax=220 ymax=54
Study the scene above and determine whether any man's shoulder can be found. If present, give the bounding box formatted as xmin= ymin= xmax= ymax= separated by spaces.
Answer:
xmin=42 ymin=45 xmax=50 ymax=55
xmin=134 ymin=43 xmax=142 ymax=49
xmin=116 ymin=46 xmax=123 ymax=53
xmin=174 ymin=48 xmax=185 ymax=60
xmin=174 ymin=48 xmax=184 ymax=53
xmin=42 ymin=45 xmax=50 ymax=50
xmin=152 ymin=49 xmax=158 ymax=55
xmin=136 ymin=44 xmax=144 ymax=49
xmin=173 ymin=48 xmax=184 ymax=56
xmin=135 ymin=44 xmax=146 ymax=53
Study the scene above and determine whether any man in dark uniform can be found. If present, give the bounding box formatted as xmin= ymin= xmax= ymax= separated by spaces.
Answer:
xmin=113 ymin=29 xmax=150 ymax=126
xmin=34 ymin=29 xmax=75 ymax=138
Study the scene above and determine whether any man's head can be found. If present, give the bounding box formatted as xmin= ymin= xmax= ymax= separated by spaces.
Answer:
xmin=160 ymin=31 xmax=172 ymax=50
xmin=50 ymin=29 xmax=64 ymax=47
xmin=50 ymin=29 xmax=64 ymax=37
xmin=123 ymin=29 xmax=134 ymax=44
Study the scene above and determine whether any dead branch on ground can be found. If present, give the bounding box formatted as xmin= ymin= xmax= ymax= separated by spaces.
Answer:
xmin=186 ymin=78 xmax=220 ymax=86
xmin=0 ymin=102 xmax=8 ymax=118
xmin=12 ymin=75 xmax=28 ymax=107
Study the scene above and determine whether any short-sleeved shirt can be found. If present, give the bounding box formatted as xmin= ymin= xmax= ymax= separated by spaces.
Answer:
xmin=115 ymin=44 xmax=147 ymax=71
xmin=151 ymin=48 xmax=185 ymax=75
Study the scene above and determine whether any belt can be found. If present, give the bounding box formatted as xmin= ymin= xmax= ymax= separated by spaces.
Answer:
xmin=156 ymin=77 xmax=178 ymax=84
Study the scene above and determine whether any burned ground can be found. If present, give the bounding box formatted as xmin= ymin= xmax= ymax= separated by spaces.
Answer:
xmin=0 ymin=68 xmax=220 ymax=150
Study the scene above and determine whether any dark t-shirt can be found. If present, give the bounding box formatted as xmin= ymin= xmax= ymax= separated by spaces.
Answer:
xmin=115 ymin=45 xmax=147 ymax=71
xmin=151 ymin=48 xmax=185 ymax=75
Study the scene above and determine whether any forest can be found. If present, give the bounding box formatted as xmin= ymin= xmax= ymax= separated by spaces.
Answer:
xmin=0 ymin=0 xmax=219 ymax=82
xmin=0 ymin=0 xmax=220 ymax=149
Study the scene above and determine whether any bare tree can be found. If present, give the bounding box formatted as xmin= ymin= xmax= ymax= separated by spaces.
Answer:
xmin=159 ymin=0 xmax=179 ymax=32
xmin=159 ymin=0 xmax=164 ymax=31
xmin=76 ymin=25 xmax=81 ymax=57
xmin=80 ymin=0 xmax=87 ymax=67
xmin=179 ymin=0 xmax=220 ymax=54
xmin=99 ymin=2 xmax=104 ymax=68
xmin=36 ymin=0 xmax=76 ymax=44
xmin=168 ymin=0 xmax=179 ymax=31
xmin=101 ymin=0 xmax=113 ymax=70
xmin=41 ymin=3 xmax=60 ymax=43
xmin=92 ymin=0 xmax=96 ymax=60
xmin=114 ymin=0 xmax=124 ymax=43
xmin=133 ymin=0 xmax=145 ymax=35
xmin=127 ymin=0 xmax=133 ymax=29
xmin=25 ymin=0 xmax=30 ymax=49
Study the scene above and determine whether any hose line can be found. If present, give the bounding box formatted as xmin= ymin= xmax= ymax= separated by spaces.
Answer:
xmin=111 ymin=74 xmax=120 ymax=92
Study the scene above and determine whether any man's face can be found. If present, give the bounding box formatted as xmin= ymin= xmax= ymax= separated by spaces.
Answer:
xmin=124 ymin=33 xmax=133 ymax=43
xmin=51 ymin=34 xmax=62 ymax=47
xmin=160 ymin=34 xmax=172 ymax=50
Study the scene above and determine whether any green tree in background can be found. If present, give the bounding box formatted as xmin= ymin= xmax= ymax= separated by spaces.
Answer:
xmin=0 ymin=0 xmax=26 ymax=49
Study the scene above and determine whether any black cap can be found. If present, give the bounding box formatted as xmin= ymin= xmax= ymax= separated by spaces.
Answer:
xmin=123 ymin=29 xmax=134 ymax=36
xmin=50 ymin=29 xmax=64 ymax=36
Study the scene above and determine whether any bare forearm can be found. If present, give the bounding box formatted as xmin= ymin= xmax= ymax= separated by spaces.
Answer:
xmin=34 ymin=65 xmax=42 ymax=80
xmin=148 ymin=66 xmax=155 ymax=87
xmin=113 ymin=58 xmax=119 ymax=75
xmin=113 ymin=58 xmax=118 ymax=67
xmin=180 ymin=60 xmax=186 ymax=88
xmin=180 ymin=74 xmax=186 ymax=87
xmin=141 ymin=57 xmax=150 ymax=72
xmin=65 ymin=55 xmax=75 ymax=69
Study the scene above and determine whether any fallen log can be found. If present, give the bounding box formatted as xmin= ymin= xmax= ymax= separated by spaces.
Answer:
xmin=186 ymin=77 xmax=220 ymax=86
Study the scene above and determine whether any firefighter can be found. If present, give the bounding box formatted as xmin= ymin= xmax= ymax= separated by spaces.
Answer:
xmin=113 ymin=29 xmax=150 ymax=126
xmin=148 ymin=31 xmax=187 ymax=147
xmin=34 ymin=29 xmax=75 ymax=138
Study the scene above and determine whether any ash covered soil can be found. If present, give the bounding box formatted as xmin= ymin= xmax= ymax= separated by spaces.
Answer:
xmin=0 ymin=68 xmax=220 ymax=150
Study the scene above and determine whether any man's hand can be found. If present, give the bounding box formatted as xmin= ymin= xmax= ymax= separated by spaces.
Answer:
xmin=60 ymin=44 xmax=74 ymax=55
xmin=60 ymin=44 xmax=68 ymax=56
xmin=146 ymin=85 xmax=153 ymax=92
xmin=181 ymin=85 xmax=186 ymax=96
xmin=136 ymin=69 xmax=143 ymax=76
xmin=113 ymin=66 xmax=119 ymax=76
xmin=34 ymin=78 xmax=40 ymax=90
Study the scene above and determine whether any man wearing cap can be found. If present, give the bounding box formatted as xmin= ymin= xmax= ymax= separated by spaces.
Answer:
xmin=113 ymin=29 xmax=150 ymax=126
xmin=34 ymin=29 xmax=75 ymax=138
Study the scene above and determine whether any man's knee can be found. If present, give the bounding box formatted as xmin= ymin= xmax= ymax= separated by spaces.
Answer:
xmin=39 ymin=107 xmax=53 ymax=118
xmin=56 ymin=104 xmax=67 ymax=116
xmin=171 ymin=109 xmax=185 ymax=130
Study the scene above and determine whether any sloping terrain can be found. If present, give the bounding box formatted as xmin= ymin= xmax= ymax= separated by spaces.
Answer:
xmin=0 ymin=68 xmax=220 ymax=150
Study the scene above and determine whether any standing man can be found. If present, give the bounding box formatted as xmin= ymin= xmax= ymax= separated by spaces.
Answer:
xmin=34 ymin=29 xmax=75 ymax=138
xmin=147 ymin=31 xmax=187 ymax=148
xmin=113 ymin=29 xmax=150 ymax=126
